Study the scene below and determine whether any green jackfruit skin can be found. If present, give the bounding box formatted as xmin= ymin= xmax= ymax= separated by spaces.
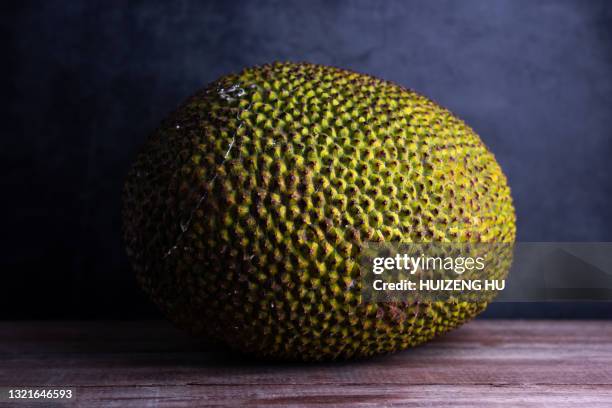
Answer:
xmin=123 ymin=62 xmax=516 ymax=361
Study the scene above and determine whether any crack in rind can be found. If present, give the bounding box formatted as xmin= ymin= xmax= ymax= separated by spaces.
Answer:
xmin=164 ymin=84 xmax=255 ymax=259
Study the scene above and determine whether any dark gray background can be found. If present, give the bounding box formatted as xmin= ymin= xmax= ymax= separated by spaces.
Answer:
xmin=3 ymin=0 xmax=611 ymax=318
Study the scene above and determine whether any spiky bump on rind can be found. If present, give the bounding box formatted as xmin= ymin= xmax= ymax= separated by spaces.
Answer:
xmin=123 ymin=62 xmax=516 ymax=361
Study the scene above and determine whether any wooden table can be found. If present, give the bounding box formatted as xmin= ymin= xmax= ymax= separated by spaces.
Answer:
xmin=1 ymin=320 xmax=611 ymax=407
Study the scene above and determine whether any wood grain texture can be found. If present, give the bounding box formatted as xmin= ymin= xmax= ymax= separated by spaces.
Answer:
xmin=0 ymin=320 xmax=611 ymax=407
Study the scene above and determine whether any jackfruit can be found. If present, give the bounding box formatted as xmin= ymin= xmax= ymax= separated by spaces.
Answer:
xmin=123 ymin=62 xmax=515 ymax=360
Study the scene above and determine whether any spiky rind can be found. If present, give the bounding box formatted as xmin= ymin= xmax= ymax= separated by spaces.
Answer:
xmin=123 ymin=62 xmax=516 ymax=361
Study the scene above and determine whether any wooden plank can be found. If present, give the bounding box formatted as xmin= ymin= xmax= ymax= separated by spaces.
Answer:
xmin=0 ymin=320 xmax=611 ymax=407
xmin=67 ymin=384 xmax=612 ymax=407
